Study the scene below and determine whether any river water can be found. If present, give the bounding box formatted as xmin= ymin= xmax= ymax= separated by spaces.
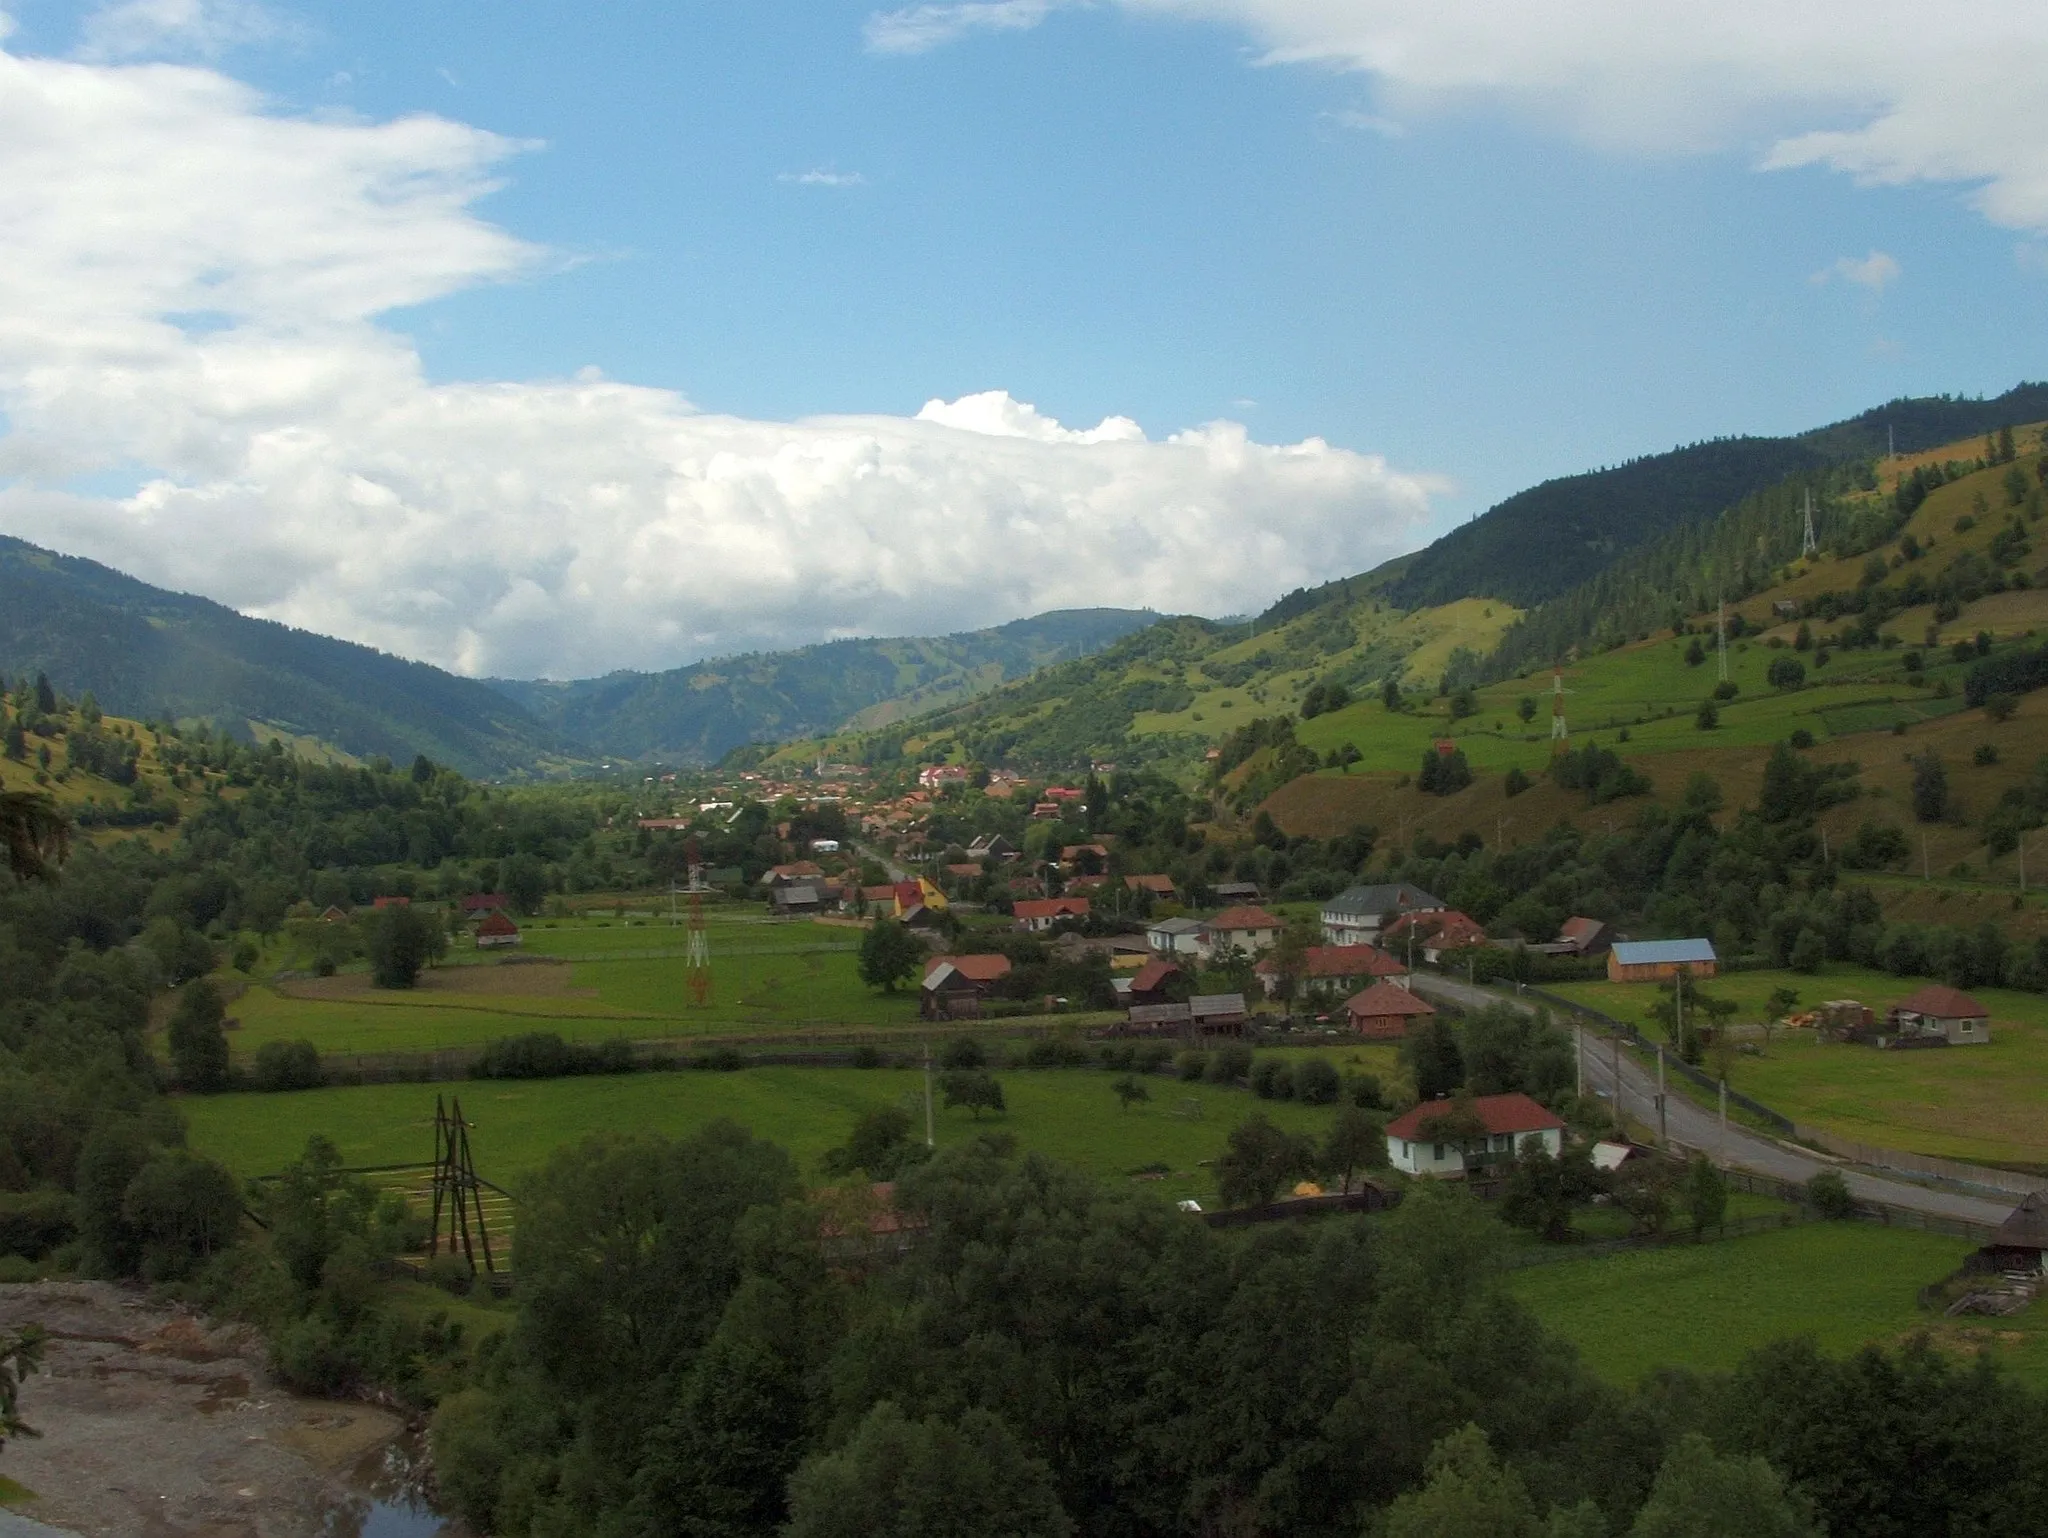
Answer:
xmin=326 ymin=1434 xmax=457 ymax=1538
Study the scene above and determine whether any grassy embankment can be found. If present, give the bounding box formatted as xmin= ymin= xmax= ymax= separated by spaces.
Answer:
xmin=1509 ymin=1221 xmax=2048 ymax=1392
xmin=1547 ymin=966 xmax=2048 ymax=1168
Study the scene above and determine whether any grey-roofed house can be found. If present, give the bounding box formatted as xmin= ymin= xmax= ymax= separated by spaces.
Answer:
xmin=1147 ymin=916 xmax=1209 ymax=958
xmin=1189 ymin=993 xmax=1248 ymax=1032
xmin=1320 ymin=883 xmax=1447 ymax=946
xmin=1606 ymin=938 xmax=1717 ymax=982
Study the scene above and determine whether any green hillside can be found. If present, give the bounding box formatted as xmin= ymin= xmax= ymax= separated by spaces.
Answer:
xmin=0 ymin=537 xmax=570 ymax=779
xmin=490 ymin=608 xmax=1157 ymax=764
xmin=1377 ymin=382 xmax=2048 ymax=611
xmin=1259 ymin=430 xmax=2048 ymax=886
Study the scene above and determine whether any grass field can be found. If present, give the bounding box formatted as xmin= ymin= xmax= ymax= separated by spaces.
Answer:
xmin=1548 ymin=965 xmax=2048 ymax=1166
xmin=181 ymin=1058 xmax=1388 ymax=1206
xmin=1507 ymin=1221 xmax=2048 ymax=1390
xmin=227 ymin=913 xmax=924 ymax=1056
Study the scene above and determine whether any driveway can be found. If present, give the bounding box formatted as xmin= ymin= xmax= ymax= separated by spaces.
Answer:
xmin=1409 ymin=973 xmax=2015 ymax=1230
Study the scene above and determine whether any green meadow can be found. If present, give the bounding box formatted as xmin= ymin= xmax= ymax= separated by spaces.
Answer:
xmin=227 ymin=913 xmax=924 ymax=1056
xmin=1547 ymin=966 xmax=2048 ymax=1167
xmin=1508 ymin=1222 xmax=2048 ymax=1390
xmin=181 ymin=1061 xmax=1372 ymax=1207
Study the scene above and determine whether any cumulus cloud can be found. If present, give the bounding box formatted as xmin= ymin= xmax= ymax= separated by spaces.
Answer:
xmin=778 ymin=168 xmax=867 ymax=187
xmin=1814 ymin=250 xmax=1901 ymax=292
xmin=888 ymin=0 xmax=2048 ymax=232
xmin=865 ymin=0 xmax=1074 ymax=56
xmin=0 ymin=39 xmax=1436 ymax=679
xmin=76 ymin=0 xmax=289 ymax=60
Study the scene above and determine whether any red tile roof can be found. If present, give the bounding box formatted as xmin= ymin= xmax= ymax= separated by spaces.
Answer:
xmin=1385 ymin=1092 xmax=1563 ymax=1142
xmin=477 ymin=910 xmax=520 ymax=937
xmin=927 ymin=953 xmax=1012 ymax=983
xmin=1130 ymin=959 xmax=1180 ymax=994
xmin=1124 ymin=873 xmax=1176 ymax=894
xmin=1014 ymin=897 xmax=1091 ymax=921
xmin=1558 ymin=916 xmax=1606 ymax=945
xmin=1344 ymin=980 xmax=1434 ymax=1018
xmin=1892 ymin=984 xmax=1987 ymax=1019
xmin=1258 ymin=944 xmax=1406 ymax=979
xmin=1209 ymin=905 xmax=1282 ymax=932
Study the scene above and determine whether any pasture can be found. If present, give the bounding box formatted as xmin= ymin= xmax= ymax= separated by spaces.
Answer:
xmin=228 ymin=912 xmax=923 ymax=1055
xmin=1548 ymin=966 xmax=2048 ymax=1166
xmin=1507 ymin=1221 xmax=2048 ymax=1390
xmin=180 ymin=1059 xmax=1379 ymax=1207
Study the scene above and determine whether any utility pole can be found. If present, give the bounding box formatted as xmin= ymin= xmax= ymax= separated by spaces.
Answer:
xmin=1656 ymin=1045 xmax=1668 ymax=1147
xmin=1716 ymin=599 xmax=1729 ymax=684
xmin=1719 ymin=1078 xmax=1728 ymax=1152
xmin=923 ymin=1043 xmax=935 ymax=1148
xmin=1611 ymin=1031 xmax=1623 ymax=1130
xmin=1575 ymin=1026 xmax=1583 ymax=1099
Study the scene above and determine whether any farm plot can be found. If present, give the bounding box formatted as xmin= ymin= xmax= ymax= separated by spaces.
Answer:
xmin=1548 ymin=966 xmax=2048 ymax=1166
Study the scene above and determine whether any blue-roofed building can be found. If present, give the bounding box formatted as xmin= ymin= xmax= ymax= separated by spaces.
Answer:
xmin=1607 ymin=938 xmax=1717 ymax=982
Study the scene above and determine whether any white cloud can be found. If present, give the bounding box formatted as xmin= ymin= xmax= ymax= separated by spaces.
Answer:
xmin=778 ymin=168 xmax=867 ymax=187
xmin=1814 ymin=250 xmax=1901 ymax=291
xmin=1323 ymin=107 xmax=1405 ymax=139
xmin=894 ymin=0 xmax=2048 ymax=232
xmin=76 ymin=0 xmax=288 ymax=60
xmin=0 ymin=40 xmax=1437 ymax=679
xmin=865 ymin=0 xmax=1074 ymax=56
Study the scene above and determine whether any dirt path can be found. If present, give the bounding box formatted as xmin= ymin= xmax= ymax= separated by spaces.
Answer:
xmin=0 ymin=1284 xmax=404 ymax=1538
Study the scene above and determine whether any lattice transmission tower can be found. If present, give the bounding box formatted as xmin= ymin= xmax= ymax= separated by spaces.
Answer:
xmin=1549 ymin=666 xmax=1571 ymax=746
xmin=429 ymin=1094 xmax=498 ymax=1278
xmin=1800 ymin=488 xmax=1818 ymax=559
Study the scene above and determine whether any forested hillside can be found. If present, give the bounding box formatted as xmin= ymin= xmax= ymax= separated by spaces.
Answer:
xmin=1380 ymin=382 xmax=2048 ymax=611
xmin=491 ymin=608 xmax=1156 ymax=764
xmin=0 ymin=538 xmax=566 ymax=779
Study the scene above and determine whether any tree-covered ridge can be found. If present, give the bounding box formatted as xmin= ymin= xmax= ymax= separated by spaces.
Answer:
xmin=490 ymin=608 xmax=1158 ymax=765
xmin=1381 ymin=382 xmax=2048 ymax=613
xmin=0 ymin=537 xmax=568 ymax=779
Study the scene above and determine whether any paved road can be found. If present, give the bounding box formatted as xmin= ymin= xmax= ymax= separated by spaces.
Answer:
xmin=1409 ymin=974 xmax=2016 ymax=1230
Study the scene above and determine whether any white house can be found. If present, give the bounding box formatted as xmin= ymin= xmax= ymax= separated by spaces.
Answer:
xmin=1320 ymin=883 xmax=1446 ymax=947
xmin=1146 ymin=916 xmax=1208 ymax=958
xmin=1383 ymin=1093 xmax=1565 ymax=1177
xmin=1205 ymin=905 xmax=1284 ymax=956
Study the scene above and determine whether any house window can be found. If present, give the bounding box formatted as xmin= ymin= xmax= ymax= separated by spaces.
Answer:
xmin=1960 ymin=1020 xmax=1974 ymax=1034
xmin=1432 ymin=1143 xmax=1446 ymax=1161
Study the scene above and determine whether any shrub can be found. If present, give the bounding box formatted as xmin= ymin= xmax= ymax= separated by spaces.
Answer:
xmin=1806 ymin=1169 xmax=1857 ymax=1219
xmin=1205 ymin=1044 xmax=1253 ymax=1084
xmin=0 ymin=1190 xmax=76 ymax=1260
xmin=938 ymin=1036 xmax=986 ymax=1071
xmin=252 ymin=1039 xmax=323 ymax=1092
xmin=851 ymin=1045 xmax=883 ymax=1069
xmin=1248 ymin=1058 xmax=1293 ymax=1100
xmin=1291 ymin=1057 xmax=1341 ymax=1105
xmin=1788 ymin=728 xmax=1815 ymax=749
xmin=1503 ymin=765 xmax=1531 ymax=797
xmin=1176 ymin=1050 xmax=1209 ymax=1082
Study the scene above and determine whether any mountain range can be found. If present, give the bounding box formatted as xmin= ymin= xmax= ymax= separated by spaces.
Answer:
xmin=3 ymin=383 xmax=2042 ymax=776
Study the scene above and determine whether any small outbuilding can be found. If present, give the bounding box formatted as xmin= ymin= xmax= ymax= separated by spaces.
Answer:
xmin=1189 ymin=993 xmax=1249 ymax=1033
xmin=1887 ymin=984 xmax=1991 ymax=1047
xmin=1344 ymin=980 xmax=1436 ymax=1041
xmin=1606 ymin=938 xmax=1717 ymax=982
xmin=1554 ymin=916 xmax=1613 ymax=957
xmin=1980 ymin=1192 xmax=2048 ymax=1275
xmin=476 ymin=910 xmax=522 ymax=949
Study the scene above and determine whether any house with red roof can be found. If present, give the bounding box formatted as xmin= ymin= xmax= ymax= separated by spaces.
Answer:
xmin=1206 ymin=905 xmax=1284 ymax=956
xmin=475 ymin=910 xmax=522 ymax=949
xmin=1554 ymin=916 xmax=1613 ymax=957
xmin=1123 ymin=873 xmax=1177 ymax=898
xmin=1886 ymin=984 xmax=1991 ymax=1046
xmin=1013 ymin=896 xmax=1091 ymax=932
xmin=1384 ymin=1093 xmax=1564 ymax=1177
xmin=1382 ymin=909 xmax=1491 ymax=964
xmin=1255 ymin=944 xmax=1408 ymax=997
xmin=1344 ymin=980 xmax=1435 ymax=1040
xmin=1126 ymin=959 xmax=1183 ymax=1004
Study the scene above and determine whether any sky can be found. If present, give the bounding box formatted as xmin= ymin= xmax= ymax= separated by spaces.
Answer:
xmin=0 ymin=1 xmax=2044 ymax=680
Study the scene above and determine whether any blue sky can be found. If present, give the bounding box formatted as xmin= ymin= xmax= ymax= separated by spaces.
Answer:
xmin=0 ymin=0 xmax=2042 ymax=675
